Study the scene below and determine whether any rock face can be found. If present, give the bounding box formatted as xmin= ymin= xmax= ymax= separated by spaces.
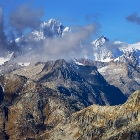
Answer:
xmin=98 ymin=61 xmax=140 ymax=96
xmin=0 ymin=59 xmax=127 ymax=139
xmin=39 ymin=90 xmax=140 ymax=140
xmin=12 ymin=59 xmax=126 ymax=105
xmin=0 ymin=73 xmax=87 ymax=139
xmin=76 ymin=58 xmax=140 ymax=96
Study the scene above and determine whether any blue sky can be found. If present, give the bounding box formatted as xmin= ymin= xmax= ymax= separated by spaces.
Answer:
xmin=1 ymin=0 xmax=140 ymax=43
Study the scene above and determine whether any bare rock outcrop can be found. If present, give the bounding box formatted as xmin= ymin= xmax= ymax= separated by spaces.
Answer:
xmin=39 ymin=90 xmax=140 ymax=140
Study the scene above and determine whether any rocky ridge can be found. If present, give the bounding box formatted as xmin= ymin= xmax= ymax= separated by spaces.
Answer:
xmin=0 ymin=73 xmax=87 ymax=139
xmin=12 ymin=59 xmax=126 ymax=105
xmin=76 ymin=58 xmax=140 ymax=96
xmin=98 ymin=61 xmax=140 ymax=96
xmin=38 ymin=90 xmax=140 ymax=140
xmin=0 ymin=59 xmax=127 ymax=139
xmin=0 ymin=70 xmax=137 ymax=140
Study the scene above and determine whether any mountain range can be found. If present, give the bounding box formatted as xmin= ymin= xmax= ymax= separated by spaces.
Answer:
xmin=37 ymin=90 xmax=140 ymax=140
xmin=0 ymin=18 xmax=139 ymax=139
xmin=0 ymin=18 xmax=140 ymax=64
xmin=1 ymin=18 xmax=139 ymax=96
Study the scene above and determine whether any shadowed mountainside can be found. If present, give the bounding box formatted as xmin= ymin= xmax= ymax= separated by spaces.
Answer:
xmin=0 ymin=59 xmax=127 ymax=139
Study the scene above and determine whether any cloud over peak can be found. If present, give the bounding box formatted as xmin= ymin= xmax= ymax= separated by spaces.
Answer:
xmin=9 ymin=3 xmax=44 ymax=34
xmin=126 ymin=12 xmax=140 ymax=25
xmin=17 ymin=23 xmax=100 ymax=62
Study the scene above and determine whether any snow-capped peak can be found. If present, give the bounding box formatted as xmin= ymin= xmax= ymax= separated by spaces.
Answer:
xmin=92 ymin=35 xmax=109 ymax=47
xmin=35 ymin=18 xmax=71 ymax=38
xmin=16 ymin=18 xmax=71 ymax=45
xmin=40 ymin=18 xmax=62 ymax=29
xmin=34 ymin=18 xmax=65 ymax=39
xmin=48 ymin=18 xmax=61 ymax=25
xmin=91 ymin=35 xmax=140 ymax=65
xmin=13 ymin=19 xmax=140 ymax=66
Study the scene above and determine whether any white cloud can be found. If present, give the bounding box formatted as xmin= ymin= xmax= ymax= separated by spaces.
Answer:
xmin=16 ymin=23 xmax=100 ymax=62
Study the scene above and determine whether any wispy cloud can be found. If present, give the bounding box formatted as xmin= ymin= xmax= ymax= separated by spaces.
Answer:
xmin=0 ymin=7 xmax=7 ymax=55
xmin=9 ymin=3 xmax=44 ymax=34
xmin=126 ymin=12 xmax=140 ymax=25
xmin=0 ymin=2 xmax=101 ymax=61
xmin=17 ymin=23 xmax=100 ymax=62
xmin=0 ymin=2 xmax=45 ymax=55
xmin=85 ymin=13 xmax=100 ymax=22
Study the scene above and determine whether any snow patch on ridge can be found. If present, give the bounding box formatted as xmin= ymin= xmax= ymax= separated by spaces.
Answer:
xmin=75 ymin=61 xmax=84 ymax=66
xmin=98 ymin=66 xmax=109 ymax=73
xmin=18 ymin=62 xmax=30 ymax=66
xmin=0 ymin=52 xmax=14 ymax=65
